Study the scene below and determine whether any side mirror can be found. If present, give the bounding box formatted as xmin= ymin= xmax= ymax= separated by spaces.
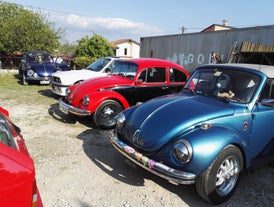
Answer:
xmin=261 ymin=99 xmax=274 ymax=107
xmin=105 ymin=68 xmax=111 ymax=74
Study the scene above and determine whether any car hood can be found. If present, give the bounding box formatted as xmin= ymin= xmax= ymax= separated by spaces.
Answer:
xmin=30 ymin=63 xmax=57 ymax=76
xmin=52 ymin=69 xmax=107 ymax=85
xmin=124 ymin=94 xmax=235 ymax=152
xmin=69 ymin=75 xmax=132 ymax=104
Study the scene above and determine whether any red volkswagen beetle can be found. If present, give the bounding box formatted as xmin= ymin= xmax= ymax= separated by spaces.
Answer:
xmin=59 ymin=58 xmax=189 ymax=129
xmin=0 ymin=107 xmax=43 ymax=207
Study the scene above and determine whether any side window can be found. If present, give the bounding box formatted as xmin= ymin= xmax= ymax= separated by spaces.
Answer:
xmin=260 ymin=79 xmax=274 ymax=99
xmin=169 ymin=68 xmax=187 ymax=82
xmin=139 ymin=67 xmax=166 ymax=83
xmin=0 ymin=122 xmax=10 ymax=146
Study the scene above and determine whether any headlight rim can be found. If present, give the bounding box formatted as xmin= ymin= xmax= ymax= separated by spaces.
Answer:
xmin=173 ymin=139 xmax=193 ymax=163
xmin=115 ymin=112 xmax=125 ymax=129
xmin=82 ymin=95 xmax=90 ymax=107
xmin=27 ymin=69 xmax=34 ymax=77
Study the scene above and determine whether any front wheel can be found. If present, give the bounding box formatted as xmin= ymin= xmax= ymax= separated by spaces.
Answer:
xmin=93 ymin=100 xmax=123 ymax=129
xmin=21 ymin=74 xmax=28 ymax=85
xmin=196 ymin=145 xmax=243 ymax=205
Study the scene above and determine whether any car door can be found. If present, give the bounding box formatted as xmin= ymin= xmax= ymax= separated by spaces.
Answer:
xmin=129 ymin=67 xmax=169 ymax=104
xmin=249 ymin=79 xmax=274 ymax=159
xmin=0 ymin=121 xmax=35 ymax=207
xmin=168 ymin=67 xmax=188 ymax=93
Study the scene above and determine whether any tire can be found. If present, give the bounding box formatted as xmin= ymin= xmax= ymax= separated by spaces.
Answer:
xmin=93 ymin=100 xmax=123 ymax=129
xmin=196 ymin=145 xmax=243 ymax=205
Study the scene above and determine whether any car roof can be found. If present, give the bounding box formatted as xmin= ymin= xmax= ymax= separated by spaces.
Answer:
xmin=117 ymin=58 xmax=184 ymax=68
xmin=201 ymin=63 xmax=274 ymax=78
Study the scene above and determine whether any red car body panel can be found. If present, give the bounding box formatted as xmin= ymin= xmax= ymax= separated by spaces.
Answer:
xmin=66 ymin=58 xmax=190 ymax=114
xmin=0 ymin=107 xmax=43 ymax=207
xmin=69 ymin=76 xmax=132 ymax=110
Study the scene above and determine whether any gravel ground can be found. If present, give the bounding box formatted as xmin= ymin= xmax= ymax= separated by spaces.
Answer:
xmin=1 ymin=71 xmax=274 ymax=207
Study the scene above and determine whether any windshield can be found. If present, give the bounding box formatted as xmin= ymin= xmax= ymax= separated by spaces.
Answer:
xmin=184 ymin=67 xmax=260 ymax=103
xmin=86 ymin=58 xmax=111 ymax=72
xmin=111 ymin=61 xmax=138 ymax=79
xmin=26 ymin=52 xmax=53 ymax=63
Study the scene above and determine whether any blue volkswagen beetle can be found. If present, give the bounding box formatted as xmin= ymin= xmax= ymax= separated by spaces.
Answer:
xmin=19 ymin=51 xmax=71 ymax=85
xmin=110 ymin=63 xmax=274 ymax=204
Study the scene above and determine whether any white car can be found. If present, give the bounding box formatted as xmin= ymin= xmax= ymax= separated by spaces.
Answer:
xmin=50 ymin=56 xmax=120 ymax=96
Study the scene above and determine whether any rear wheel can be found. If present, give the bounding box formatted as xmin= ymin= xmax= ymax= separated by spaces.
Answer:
xmin=93 ymin=100 xmax=123 ymax=129
xmin=196 ymin=145 xmax=243 ymax=205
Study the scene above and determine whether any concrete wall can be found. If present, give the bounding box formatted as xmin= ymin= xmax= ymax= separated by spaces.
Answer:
xmin=140 ymin=25 xmax=274 ymax=73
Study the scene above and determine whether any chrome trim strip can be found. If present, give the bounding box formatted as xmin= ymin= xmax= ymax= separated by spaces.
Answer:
xmin=59 ymin=99 xmax=91 ymax=116
xmin=25 ymin=77 xmax=51 ymax=81
xmin=50 ymin=81 xmax=70 ymax=87
xmin=109 ymin=133 xmax=196 ymax=185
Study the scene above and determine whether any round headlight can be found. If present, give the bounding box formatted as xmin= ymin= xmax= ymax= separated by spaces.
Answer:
xmin=173 ymin=140 xmax=193 ymax=163
xmin=27 ymin=70 xmax=34 ymax=77
xmin=82 ymin=95 xmax=90 ymax=107
xmin=115 ymin=112 xmax=125 ymax=129
xmin=33 ymin=72 xmax=38 ymax=78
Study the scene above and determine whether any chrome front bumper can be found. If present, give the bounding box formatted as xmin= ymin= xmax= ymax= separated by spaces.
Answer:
xmin=26 ymin=76 xmax=51 ymax=84
xmin=59 ymin=99 xmax=91 ymax=116
xmin=109 ymin=132 xmax=196 ymax=185
xmin=51 ymin=84 xmax=68 ymax=96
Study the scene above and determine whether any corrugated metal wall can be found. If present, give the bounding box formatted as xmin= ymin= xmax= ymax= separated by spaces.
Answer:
xmin=140 ymin=25 xmax=274 ymax=73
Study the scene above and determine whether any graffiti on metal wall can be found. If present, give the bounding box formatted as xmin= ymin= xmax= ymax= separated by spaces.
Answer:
xmin=167 ymin=52 xmax=224 ymax=68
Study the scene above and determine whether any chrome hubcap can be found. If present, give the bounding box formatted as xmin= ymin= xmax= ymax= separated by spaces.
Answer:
xmin=215 ymin=156 xmax=239 ymax=196
xmin=103 ymin=107 xmax=114 ymax=115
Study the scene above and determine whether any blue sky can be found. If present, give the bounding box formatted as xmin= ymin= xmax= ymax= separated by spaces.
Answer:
xmin=5 ymin=0 xmax=274 ymax=43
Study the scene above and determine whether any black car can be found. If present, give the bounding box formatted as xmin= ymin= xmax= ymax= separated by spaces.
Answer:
xmin=19 ymin=51 xmax=71 ymax=85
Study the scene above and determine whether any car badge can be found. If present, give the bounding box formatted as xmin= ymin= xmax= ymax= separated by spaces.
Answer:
xmin=243 ymin=121 xmax=248 ymax=131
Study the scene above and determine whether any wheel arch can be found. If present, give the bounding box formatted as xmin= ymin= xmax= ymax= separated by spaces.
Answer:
xmin=87 ymin=90 xmax=131 ymax=115
xmin=185 ymin=125 xmax=247 ymax=175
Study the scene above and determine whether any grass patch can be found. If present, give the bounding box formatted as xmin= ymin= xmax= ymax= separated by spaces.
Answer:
xmin=0 ymin=72 xmax=58 ymax=105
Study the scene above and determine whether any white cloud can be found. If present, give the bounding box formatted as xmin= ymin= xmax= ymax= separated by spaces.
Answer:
xmin=47 ymin=12 xmax=163 ymax=43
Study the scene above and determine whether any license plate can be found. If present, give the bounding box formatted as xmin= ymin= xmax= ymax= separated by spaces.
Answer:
xmin=40 ymin=80 xmax=50 ymax=84
xmin=59 ymin=103 xmax=68 ymax=114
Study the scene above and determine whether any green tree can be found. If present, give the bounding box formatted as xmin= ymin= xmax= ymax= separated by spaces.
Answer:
xmin=59 ymin=41 xmax=76 ymax=55
xmin=74 ymin=33 xmax=114 ymax=67
xmin=0 ymin=2 xmax=64 ymax=55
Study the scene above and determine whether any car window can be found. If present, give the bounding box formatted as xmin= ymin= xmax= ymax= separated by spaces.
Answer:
xmin=26 ymin=52 xmax=53 ymax=63
xmin=111 ymin=62 xmax=138 ymax=78
xmin=108 ymin=60 xmax=119 ymax=71
xmin=169 ymin=68 xmax=187 ymax=82
xmin=259 ymin=79 xmax=274 ymax=99
xmin=138 ymin=67 xmax=166 ymax=83
xmin=185 ymin=68 xmax=260 ymax=103
xmin=86 ymin=58 xmax=111 ymax=72
xmin=0 ymin=121 xmax=10 ymax=146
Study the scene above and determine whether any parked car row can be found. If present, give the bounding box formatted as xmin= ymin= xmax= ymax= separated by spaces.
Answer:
xmin=14 ymin=53 xmax=274 ymax=205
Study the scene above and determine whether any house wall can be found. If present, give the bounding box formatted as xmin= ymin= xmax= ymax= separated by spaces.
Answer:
xmin=140 ymin=25 xmax=274 ymax=73
xmin=115 ymin=42 xmax=140 ymax=58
